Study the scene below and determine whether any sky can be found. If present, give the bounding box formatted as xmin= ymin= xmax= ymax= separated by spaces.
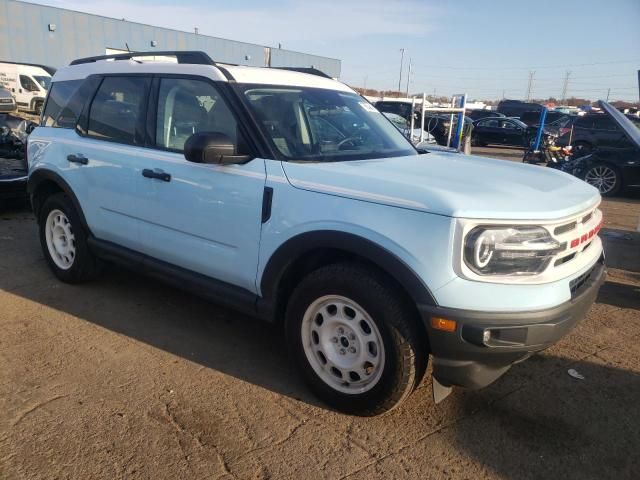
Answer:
xmin=35 ymin=0 xmax=640 ymax=102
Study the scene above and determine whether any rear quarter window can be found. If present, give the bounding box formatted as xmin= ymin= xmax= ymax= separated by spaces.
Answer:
xmin=42 ymin=80 xmax=83 ymax=128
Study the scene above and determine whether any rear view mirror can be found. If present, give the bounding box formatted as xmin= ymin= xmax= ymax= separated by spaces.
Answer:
xmin=184 ymin=132 xmax=252 ymax=165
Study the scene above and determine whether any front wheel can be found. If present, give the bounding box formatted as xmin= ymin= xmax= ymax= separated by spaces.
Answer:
xmin=583 ymin=163 xmax=622 ymax=197
xmin=286 ymin=263 xmax=427 ymax=416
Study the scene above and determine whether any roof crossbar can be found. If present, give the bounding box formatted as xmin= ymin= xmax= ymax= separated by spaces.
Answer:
xmin=69 ymin=50 xmax=216 ymax=66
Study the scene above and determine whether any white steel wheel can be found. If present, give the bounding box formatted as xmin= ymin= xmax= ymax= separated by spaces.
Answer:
xmin=584 ymin=165 xmax=618 ymax=195
xmin=301 ymin=295 xmax=386 ymax=395
xmin=44 ymin=209 xmax=76 ymax=270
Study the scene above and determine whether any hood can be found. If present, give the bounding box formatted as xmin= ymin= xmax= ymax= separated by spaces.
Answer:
xmin=281 ymin=153 xmax=600 ymax=220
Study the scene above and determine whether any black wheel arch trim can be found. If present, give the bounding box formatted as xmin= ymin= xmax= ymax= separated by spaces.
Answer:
xmin=259 ymin=230 xmax=438 ymax=315
xmin=28 ymin=169 xmax=91 ymax=232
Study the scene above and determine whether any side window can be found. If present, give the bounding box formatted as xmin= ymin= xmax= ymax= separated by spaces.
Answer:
xmin=19 ymin=75 xmax=38 ymax=92
xmin=156 ymin=77 xmax=240 ymax=153
xmin=88 ymin=76 xmax=149 ymax=145
xmin=482 ymin=119 xmax=499 ymax=128
xmin=42 ymin=80 xmax=83 ymax=128
xmin=591 ymin=116 xmax=618 ymax=131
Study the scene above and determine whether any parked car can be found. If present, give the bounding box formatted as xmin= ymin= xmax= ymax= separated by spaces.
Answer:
xmin=374 ymin=100 xmax=415 ymax=120
xmin=471 ymin=117 xmax=541 ymax=147
xmin=496 ymin=100 xmax=543 ymax=118
xmin=382 ymin=112 xmax=427 ymax=142
xmin=559 ymin=101 xmax=640 ymax=197
xmin=520 ymin=110 xmax=572 ymax=127
xmin=556 ymin=112 xmax=640 ymax=154
xmin=28 ymin=50 xmax=605 ymax=415
xmin=0 ymin=86 xmax=17 ymax=113
xmin=0 ymin=62 xmax=53 ymax=115
xmin=423 ymin=113 xmax=474 ymax=150
xmin=466 ymin=109 xmax=505 ymax=122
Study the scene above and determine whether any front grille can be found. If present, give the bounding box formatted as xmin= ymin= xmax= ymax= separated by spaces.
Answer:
xmin=0 ymin=98 xmax=13 ymax=103
xmin=582 ymin=212 xmax=593 ymax=224
xmin=554 ymin=221 xmax=577 ymax=235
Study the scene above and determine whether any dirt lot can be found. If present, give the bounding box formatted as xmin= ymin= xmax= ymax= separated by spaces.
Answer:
xmin=1 ymin=151 xmax=639 ymax=479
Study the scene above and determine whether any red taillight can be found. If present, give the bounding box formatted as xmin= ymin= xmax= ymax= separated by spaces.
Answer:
xmin=559 ymin=127 xmax=571 ymax=136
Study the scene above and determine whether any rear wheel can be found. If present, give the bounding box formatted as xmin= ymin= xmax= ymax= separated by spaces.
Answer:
xmin=583 ymin=163 xmax=621 ymax=197
xmin=39 ymin=193 xmax=101 ymax=283
xmin=286 ymin=263 xmax=427 ymax=416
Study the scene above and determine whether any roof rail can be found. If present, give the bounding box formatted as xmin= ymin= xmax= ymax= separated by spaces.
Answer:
xmin=69 ymin=50 xmax=216 ymax=66
xmin=273 ymin=67 xmax=333 ymax=79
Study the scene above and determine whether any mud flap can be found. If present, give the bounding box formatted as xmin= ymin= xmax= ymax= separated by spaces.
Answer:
xmin=432 ymin=376 xmax=452 ymax=404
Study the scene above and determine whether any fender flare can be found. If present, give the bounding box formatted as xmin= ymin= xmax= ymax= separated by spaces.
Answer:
xmin=28 ymin=169 xmax=90 ymax=232
xmin=260 ymin=230 xmax=438 ymax=312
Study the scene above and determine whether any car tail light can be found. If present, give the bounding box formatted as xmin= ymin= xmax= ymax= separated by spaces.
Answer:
xmin=559 ymin=127 xmax=571 ymax=136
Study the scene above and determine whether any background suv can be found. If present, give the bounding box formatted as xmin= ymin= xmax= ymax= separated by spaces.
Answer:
xmin=27 ymin=51 xmax=605 ymax=415
xmin=557 ymin=113 xmax=640 ymax=154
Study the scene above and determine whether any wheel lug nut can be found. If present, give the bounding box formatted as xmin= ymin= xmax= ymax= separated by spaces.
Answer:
xmin=331 ymin=337 xmax=338 ymax=343
xmin=340 ymin=348 xmax=346 ymax=355
xmin=337 ymin=327 xmax=344 ymax=334
xmin=349 ymin=347 xmax=356 ymax=353
xmin=349 ymin=334 xmax=355 ymax=340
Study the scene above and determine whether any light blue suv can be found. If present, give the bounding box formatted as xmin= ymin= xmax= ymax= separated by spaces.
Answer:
xmin=27 ymin=51 xmax=606 ymax=415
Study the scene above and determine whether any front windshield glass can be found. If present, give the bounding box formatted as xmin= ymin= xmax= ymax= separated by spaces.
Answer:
xmin=34 ymin=76 xmax=51 ymax=90
xmin=239 ymin=86 xmax=416 ymax=161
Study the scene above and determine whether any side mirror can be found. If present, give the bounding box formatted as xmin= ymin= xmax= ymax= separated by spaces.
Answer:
xmin=26 ymin=122 xmax=37 ymax=134
xmin=184 ymin=132 xmax=252 ymax=165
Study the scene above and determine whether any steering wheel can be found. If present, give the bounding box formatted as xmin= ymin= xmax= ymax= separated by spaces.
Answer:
xmin=337 ymin=136 xmax=361 ymax=149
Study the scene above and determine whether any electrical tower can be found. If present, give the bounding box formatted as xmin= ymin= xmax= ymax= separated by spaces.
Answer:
xmin=526 ymin=71 xmax=535 ymax=101
xmin=561 ymin=71 xmax=571 ymax=103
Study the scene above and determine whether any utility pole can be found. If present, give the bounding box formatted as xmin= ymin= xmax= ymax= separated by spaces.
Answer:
xmin=606 ymin=88 xmax=610 ymax=101
xmin=363 ymin=75 xmax=367 ymax=90
xmin=405 ymin=58 xmax=412 ymax=96
xmin=561 ymin=71 xmax=571 ymax=103
xmin=398 ymin=48 xmax=405 ymax=95
xmin=526 ymin=71 xmax=535 ymax=101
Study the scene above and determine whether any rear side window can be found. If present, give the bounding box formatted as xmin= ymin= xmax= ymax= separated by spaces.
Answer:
xmin=88 ymin=76 xmax=149 ymax=145
xmin=42 ymin=80 xmax=83 ymax=128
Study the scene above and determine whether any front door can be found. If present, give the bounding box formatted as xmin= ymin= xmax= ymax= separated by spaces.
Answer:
xmin=135 ymin=76 xmax=266 ymax=293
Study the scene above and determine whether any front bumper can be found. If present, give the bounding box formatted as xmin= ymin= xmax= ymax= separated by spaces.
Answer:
xmin=419 ymin=257 xmax=606 ymax=389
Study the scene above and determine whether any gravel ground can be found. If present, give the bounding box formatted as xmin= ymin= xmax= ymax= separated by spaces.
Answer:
xmin=0 ymin=150 xmax=639 ymax=479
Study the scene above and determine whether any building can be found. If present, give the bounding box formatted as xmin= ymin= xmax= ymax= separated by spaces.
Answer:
xmin=0 ymin=0 xmax=341 ymax=77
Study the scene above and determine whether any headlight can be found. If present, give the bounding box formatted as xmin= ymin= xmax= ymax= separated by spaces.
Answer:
xmin=464 ymin=226 xmax=563 ymax=276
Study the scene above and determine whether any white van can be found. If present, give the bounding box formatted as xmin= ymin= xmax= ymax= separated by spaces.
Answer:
xmin=0 ymin=62 xmax=51 ymax=114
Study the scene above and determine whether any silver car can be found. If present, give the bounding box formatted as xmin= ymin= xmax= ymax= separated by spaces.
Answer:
xmin=0 ymin=86 xmax=17 ymax=113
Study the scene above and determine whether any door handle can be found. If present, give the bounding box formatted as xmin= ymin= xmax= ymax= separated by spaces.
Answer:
xmin=142 ymin=168 xmax=171 ymax=182
xmin=67 ymin=154 xmax=88 ymax=165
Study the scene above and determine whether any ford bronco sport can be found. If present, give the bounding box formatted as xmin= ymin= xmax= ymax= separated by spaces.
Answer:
xmin=27 ymin=51 xmax=605 ymax=415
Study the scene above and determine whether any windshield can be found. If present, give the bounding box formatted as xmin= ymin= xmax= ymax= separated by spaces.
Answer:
xmin=239 ymin=86 xmax=416 ymax=161
xmin=34 ymin=75 xmax=51 ymax=90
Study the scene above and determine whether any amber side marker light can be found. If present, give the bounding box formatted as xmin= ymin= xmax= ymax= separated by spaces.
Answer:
xmin=431 ymin=317 xmax=457 ymax=332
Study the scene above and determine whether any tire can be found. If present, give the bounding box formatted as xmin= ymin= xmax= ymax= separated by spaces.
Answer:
xmin=33 ymin=101 xmax=43 ymax=116
xmin=38 ymin=193 xmax=101 ymax=283
xmin=285 ymin=263 xmax=427 ymax=416
xmin=471 ymin=134 xmax=485 ymax=147
xmin=582 ymin=163 xmax=622 ymax=197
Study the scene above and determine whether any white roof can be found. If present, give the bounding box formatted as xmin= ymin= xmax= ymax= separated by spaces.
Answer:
xmin=52 ymin=58 xmax=354 ymax=93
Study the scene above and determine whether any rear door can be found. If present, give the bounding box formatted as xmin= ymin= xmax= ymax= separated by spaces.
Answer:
xmin=590 ymin=115 xmax=630 ymax=148
xmin=134 ymin=76 xmax=266 ymax=292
